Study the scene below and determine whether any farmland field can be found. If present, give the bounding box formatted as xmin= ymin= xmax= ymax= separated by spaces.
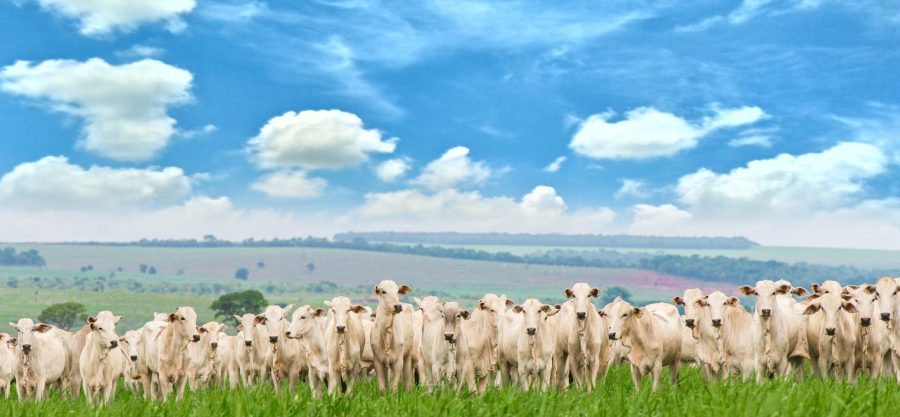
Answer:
xmin=0 ymin=366 xmax=896 ymax=417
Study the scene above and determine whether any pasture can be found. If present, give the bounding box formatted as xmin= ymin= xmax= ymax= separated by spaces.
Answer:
xmin=0 ymin=366 xmax=895 ymax=417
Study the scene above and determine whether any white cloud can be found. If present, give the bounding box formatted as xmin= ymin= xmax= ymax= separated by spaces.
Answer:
xmin=0 ymin=156 xmax=191 ymax=209
xmin=728 ymin=134 xmax=773 ymax=148
xmin=247 ymin=109 xmax=396 ymax=170
xmin=0 ymin=58 xmax=193 ymax=161
xmin=375 ymin=157 xmax=412 ymax=182
xmin=21 ymin=0 xmax=196 ymax=37
xmin=628 ymin=204 xmax=693 ymax=235
xmin=351 ymin=186 xmax=615 ymax=234
xmin=115 ymin=44 xmax=166 ymax=59
xmin=250 ymin=170 xmax=327 ymax=200
xmin=411 ymin=146 xmax=491 ymax=191
xmin=677 ymin=142 xmax=886 ymax=215
xmin=543 ymin=156 xmax=567 ymax=173
xmin=569 ymin=106 xmax=767 ymax=160
xmin=178 ymin=124 xmax=217 ymax=139
xmin=615 ymin=179 xmax=651 ymax=199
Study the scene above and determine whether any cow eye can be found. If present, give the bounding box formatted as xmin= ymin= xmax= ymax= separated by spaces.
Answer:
xmin=621 ymin=314 xmax=627 ymax=318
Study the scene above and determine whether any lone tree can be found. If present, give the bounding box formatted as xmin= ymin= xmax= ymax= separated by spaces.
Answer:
xmin=234 ymin=267 xmax=249 ymax=281
xmin=306 ymin=262 xmax=316 ymax=273
xmin=211 ymin=290 xmax=268 ymax=325
xmin=148 ymin=266 xmax=157 ymax=275
xmin=37 ymin=302 xmax=87 ymax=330
xmin=599 ymin=286 xmax=633 ymax=306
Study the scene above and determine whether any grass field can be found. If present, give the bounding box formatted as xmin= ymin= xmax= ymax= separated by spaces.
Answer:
xmin=0 ymin=366 xmax=896 ymax=417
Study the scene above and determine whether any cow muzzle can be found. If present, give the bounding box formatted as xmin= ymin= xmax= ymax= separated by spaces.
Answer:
xmin=336 ymin=326 xmax=346 ymax=334
xmin=192 ymin=335 xmax=201 ymax=342
xmin=760 ymin=309 xmax=772 ymax=318
xmin=825 ymin=328 xmax=836 ymax=336
xmin=576 ymin=312 xmax=586 ymax=320
xmin=393 ymin=304 xmax=403 ymax=314
xmin=269 ymin=336 xmax=279 ymax=343
xmin=211 ymin=342 xmax=218 ymax=349
xmin=22 ymin=344 xmax=31 ymax=352
xmin=245 ymin=340 xmax=253 ymax=347
xmin=881 ymin=312 xmax=892 ymax=321
xmin=711 ymin=319 xmax=722 ymax=328
xmin=526 ymin=327 xmax=536 ymax=335
xmin=608 ymin=332 xmax=617 ymax=341
xmin=860 ymin=318 xmax=871 ymax=327
xmin=130 ymin=355 xmax=138 ymax=362
xmin=444 ymin=333 xmax=455 ymax=343
xmin=684 ymin=319 xmax=695 ymax=328
xmin=109 ymin=340 xmax=118 ymax=348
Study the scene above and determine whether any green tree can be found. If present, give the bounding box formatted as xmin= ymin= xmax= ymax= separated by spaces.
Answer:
xmin=37 ymin=302 xmax=87 ymax=330
xmin=211 ymin=290 xmax=268 ymax=325
xmin=234 ymin=267 xmax=249 ymax=281
xmin=306 ymin=262 xmax=316 ymax=273
xmin=148 ymin=266 xmax=157 ymax=274
xmin=599 ymin=286 xmax=633 ymax=306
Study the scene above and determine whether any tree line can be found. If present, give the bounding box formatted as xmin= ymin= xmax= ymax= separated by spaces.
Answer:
xmin=333 ymin=232 xmax=759 ymax=249
xmin=0 ymin=247 xmax=46 ymax=266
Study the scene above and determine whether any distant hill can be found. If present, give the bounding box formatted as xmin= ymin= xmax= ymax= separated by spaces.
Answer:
xmin=334 ymin=232 xmax=759 ymax=250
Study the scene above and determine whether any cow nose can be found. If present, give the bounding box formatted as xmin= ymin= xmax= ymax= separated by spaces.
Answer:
xmin=110 ymin=340 xmax=118 ymax=348
xmin=825 ymin=328 xmax=836 ymax=336
xmin=760 ymin=309 xmax=772 ymax=317
xmin=608 ymin=332 xmax=617 ymax=340
xmin=684 ymin=319 xmax=695 ymax=328
xmin=444 ymin=333 xmax=454 ymax=342
xmin=393 ymin=304 xmax=403 ymax=313
xmin=245 ymin=340 xmax=253 ymax=347
xmin=336 ymin=326 xmax=346 ymax=334
xmin=285 ymin=331 xmax=292 ymax=338
xmin=712 ymin=319 xmax=722 ymax=327
xmin=576 ymin=312 xmax=586 ymax=320
xmin=861 ymin=318 xmax=871 ymax=327
xmin=269 ymin=336 xmax=278 ymax=343
xmin=211 ymin=342 xmax=218 ymax=349
xmin=881 ymin=312 xmax=891 ymax=321
xmin=192 ymin=335 xmax=201 ymax=342
xmin=22 ymin=344 xmax=31 ymax=352
xmin=526 ymin=327 xmax=536 ymax=335
xmin=130 ymin=355 xmax=138 ymax=362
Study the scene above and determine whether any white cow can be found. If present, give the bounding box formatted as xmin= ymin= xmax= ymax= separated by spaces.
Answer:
xmin=287 ymin=305 xmax=330 ymax=397
xmin=606 ymin=300 xmax=682 ymax=391
xmin=696 ymin=291 xmax=755 ymax=380
xmin=145 ymin=307 xmax=201 ymax=401
xmin=216 ymin=331 xmax=240 ymax=389
xmin=260 ymin=305 xmax=306 ymax=392
xmin=431 ymin=302 xmax=468 ymax=388
xmin=371 ymin=280 xmax=415 ymax=392
xmin=804 ymin=281 xmax=859 ymax=381
xmin=415 ymin=296 xmax=442 ymax=391
xmin=323 ymin=296 xmax=367 ymax=395
xmin=740 ymin=280 xmax=810 ymax=381
xmin=9 ymin=319 xmax=70 ymax=401
xmin=497 ymin=302 xmax=524 ymax=387
xmin=512 ymin=299 xmax=559 ymax=391
xmin=136 ymin=315 xmax=168 ymax=399
xmin=849 ymin=285 xmax=891 ymax=377
xmin=875 ymin=277 xmax=900 ymax=381
xmin=673 ymin=289 xmax=705 ymax=369
xmin=0 ymin=333 xmax=17 ymax=398
xmin=461 ymin=294 xmax=509 ymax=394
xmin=79 ymin=312 xmax=126 ymax=405
xmin=233 ymin=313 xmax=271 ymax=386
xmin=119 ymin=330 xmax=143 ymax=393
xmin=555 ymin=283 xmax=608 ymax=392
xmin=187 ymin=321 xmax=228 ymax=390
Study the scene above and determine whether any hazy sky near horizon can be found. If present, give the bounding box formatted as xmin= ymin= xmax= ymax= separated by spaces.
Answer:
xmin=0 ymin=1 xmax=898 ymax=248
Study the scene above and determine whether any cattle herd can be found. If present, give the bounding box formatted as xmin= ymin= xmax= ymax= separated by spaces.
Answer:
xmin=2 ymin=277 xmax=900 ymax=405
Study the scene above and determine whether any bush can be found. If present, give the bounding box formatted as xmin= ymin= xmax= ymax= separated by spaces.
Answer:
xmin=37 ymin=302 xmax=87 ymax=330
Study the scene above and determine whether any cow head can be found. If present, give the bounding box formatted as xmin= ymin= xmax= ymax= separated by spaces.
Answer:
xmin=875 ymin=277 xmax=900 ymax=323
xmin=849 ymin=285 xmax=878 ymax=327
xmin=286 ymin=305 xmax=324 ymax=339
xmin=440 ymin=301 xmax=468 ymax=344
xmin=202 ymin=322 xmax=227 ymax=350
xmin=673 ymin=288 xmax=705 ymax=338
xmin=234 ymin=313 xmax=269 ymax=347
xmin=325 ymin=296 xmax=365 ymax=335
xmin=513 ymin=298 xmax=555 ymax=336
xmin=261 ymin=305 xmax=292 ymax=344
xmin=740 ymin=280 xmax=792 ymax=319
xmin=564 ymin=283 xmax=599 ymax=321
xmin=415 ymin=296 xmax=443 ymax=324
xmin=803 ymin=280 xmax=857 ymax=336
xmin=168 ymin=306 xmax=201 ymax=343
xmin=702 ymin=291 xmax=736 ymax=331
xmin=88 ymin=314 xmax=121 ymax=350
xmin=120 ymin=330 xmax=141 ymax=362
xmin=604 ymin=298 xmax=639 ymax=341
xmin=8 ymin=318 xmax=52 ymax=354
xmin=374 ymin=280 xmax=412 ymax=315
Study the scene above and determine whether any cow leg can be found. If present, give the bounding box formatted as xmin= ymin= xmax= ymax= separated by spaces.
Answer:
xmin=390 ymin=356 xmax=404 ymax=392
xmin=35 ymin=379 xmax=46 ymax=401
xmin=176 ymin=373 xmax=188 ymax=400
xmin=554 ymin=351 xmax=567 ymax=389
xmin=373 ymin=359 xmax=388 ymax=393
xmin=630 ymin=365 xmax=642 ymax=391
xmin=650 ymin=361 xmax=663 ymax=392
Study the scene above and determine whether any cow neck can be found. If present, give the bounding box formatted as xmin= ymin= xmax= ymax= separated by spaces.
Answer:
xmin=696 ymin=309 xmax=721 ymax=367
xmin=376 ymin=304 xmax=396 ymax=354
xmin=300 ymin=320 xmax=326 ymax=368
xmin=160 ymin=323 xmax=189 ymax=367
xmin=471 ymin=308 xmax=496 ymax=368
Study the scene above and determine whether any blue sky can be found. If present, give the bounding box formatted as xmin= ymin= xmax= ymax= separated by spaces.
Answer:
xmin=0 ymin=0 xmax=898 ymax=248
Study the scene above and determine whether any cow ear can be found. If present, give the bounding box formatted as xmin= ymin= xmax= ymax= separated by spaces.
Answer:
xmin=9 ymin=323 xmax=19 ymax=332
xmin=590 ymin=288 xmax=600 ymax=298
xmin=693 ymin=299 xmax=706 ymax=308
xmin=34 ymin=324 xmax=52 ymax=333
xmin=776 ymin=284 xmax=791 ymax=295
xmin=351 ymin=305 xmax=366 ymax=314
xmin=220 ymin=325 xmax=229 ymax=332
xmin=841 ymin=293 xmax=853 ymax=301
xmin=864 ymin=285 xmax=876 ymax=294
xmin=87 ymin=316 xmax=96 ymax=323
xmin=197 ymin=327 xmax=207 ymax=334
xmin=564 ymin=288 xmax=574 ymax=298
xmin=283 ymin=304 xmax=293 ymax=315
xmin=373 ymin=285 xmax=380 ymax=295
xmin=512 ymin=306 xmax=523 ymax=313
xmin=791 ymin=288 xmax=808 ymax=297
xmin=598 ymin=311 xmax=607 ymax=317
xmin=739 ymin=286 xmax=757 ymax=296
xmin=672 ymin=297 xmax=684 ymax=306
xmin=555 ymin=304 xmax=561 ymax=310
xmin=118 ymin=336 xmax=126 ymax=343
xmin=253 ymin=315 xmax=266 ymax=325
xmin=114 ymin=316 xmax=123 ymax=324
xmin=233 ymin=314 xmax=243 ymax=323
xmin=460 ymin=310 xmax=470 ymax=320
xmin=236 ymin=324 xmax=244 ymax=332
xmin=414 ymin=297 xmax=423 ymax=307
xmin=803 ymin=304 xmax=820 ymax=315
xmin=398 ymin=284 xmax=413 ymax=295
xmin=811 ymin=283 xmax=822 ymax=293
xmin=541 ymin=305 xmax=551 ymax=313
xmin=315 ymin=309 xmax=324 ymax=317
xmin=846 ymin=285 xmax=859 ymax=291
xmin=8 ymin=338 xmax=16 ymax=346
xmin=505 ymin=299 xmax=515 ymax=307
xmin=632 ymin=308 xmax=642 ymax=318
xmin=843 ymin=302 xmax=858 ymax=313
xmin=808 ymin=293 xmax=821 ymax=300
xmin=90 ymin=322 xmax=96 ymax=331
xmin=479 ymin=301 xmax=487 ymax=310
xmin=324 ymin=300 xmax=332 ymax=308
xmin=168 ymin=313 xmax=177 ymax=323
xmin=726 ymin=297 xmax=739 ymax=306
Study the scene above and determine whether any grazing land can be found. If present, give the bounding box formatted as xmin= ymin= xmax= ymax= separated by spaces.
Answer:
xmin=0 ymin=366 xmax=895 ymax=417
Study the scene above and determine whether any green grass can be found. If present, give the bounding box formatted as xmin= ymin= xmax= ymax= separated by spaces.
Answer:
xmin=0 ymin=366 xmax=897 ymax=416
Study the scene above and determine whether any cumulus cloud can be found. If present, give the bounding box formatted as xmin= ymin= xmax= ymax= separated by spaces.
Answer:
xmin=411 ymin=146 xmax=491 ymax=191
xmin=20 ymin=0 xmax=196 ymax=37
xmin=350 ymin=186 xmax=615 ymax=234
xmin=0 ymin=58 xmax=193 ymax=161
xmin=615 ymin=179 xmax=652 ymax=199
xmin=114 ymin=44 xmax=166 ymax=59
xmin=0 ymin=156 xmax=191 ymax=209
xmin=569 ymin=106 xmax=767 ymax=160
xmin=250 ymin=170 xmax=327 ymax=200
xmin=375 ymin=157 xmax=412 ymax=182
xmin=247 ymin=109 xmax=396 ymax=171
xmin=728 ymin=134 xmax=773 ymax=148
xmin=543 ymin=156 xmax=567 ymax=173
xmin=628 ymin=204 xmax=693 ymax=235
